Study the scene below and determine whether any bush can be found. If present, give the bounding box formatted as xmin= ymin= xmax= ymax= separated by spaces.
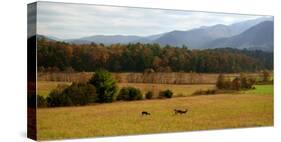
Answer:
xmin=193 ymin=89 xmax=217 ymax=96
xmin=206 ymin=89 xmax=216 ymax=94
xmin=37 ymin=95 xmax=47 ymax=108
xmin=62 ymin=83 xmax=97 ymax=105
xmin=262 ymin=70 xmax=271 ymax=82
xmin=117 ymin=87 xmax=143 ymax=101
xmin=145 ymin=91 xmax=153 ymax=99
xmin=46 ymin=83 xmax=97 ymax=107
xmin=159 ymin=89 xmax=173 ymax=98
xmin=216 ymin=73 xmax=255 ymax=90
xmin=216 ymin=74 xmax=232 ymax=89
xmin=89 ymin=69 xmax=118 ymax=103
xmin=46 ymin=87 xmax=72 ymax=107
xmin=240 ymin=73 xmax=256 ymax=89
xmin=216 ymin=74 xmax=226 ymax=89
xmin=232 ymin=77 xmax=241 ymax=90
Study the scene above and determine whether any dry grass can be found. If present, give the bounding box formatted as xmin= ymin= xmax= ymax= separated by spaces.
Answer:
xmin=37 ymin=94 xmax=273 ymax=140
xmin=38 ymin=72 xmax=269 ymax=84
xmin=118 ymin=83 xmax=216 ymax=97
xmin=36 ymin=79 xmax=273 ymax=140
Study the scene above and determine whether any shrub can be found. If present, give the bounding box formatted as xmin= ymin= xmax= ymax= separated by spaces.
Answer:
xmin=193 ymin=89 xmax=217 ymax=96
xmin=159 ymin=89 xmax=173 ymax=98
xmin=262 ymin=70 xmax=271 ymax=82
xmin=117 ymin=87 xmax=143 ymax=101
xmin=37 ymin=95 xmax=47 ymax=108
xmin=89 ymin=69 xmax=118 ymax=103
xmin=145 ymin=91 xmax=153 ymax=99
xmin=46 ymin=83 xmax=97 ymax=107
xmin=240 ymin=73 xmax=256 ymax=89
xmin=216 ymin=73 xmax=255 ymax=90
xmin=46 ymin=87 xmax=72 ymax=107
xmin=232 ymin=77 xmax=241 ymax=90
xmin=216 ymin=74 xmax=233 ymax=89
xmin=62 ymin=83 xmax=97 ymax=105
xmin=206 ymin=89 xmax=216 ymax=94
xmin=216 ymin=74 xmax=226 ymax=89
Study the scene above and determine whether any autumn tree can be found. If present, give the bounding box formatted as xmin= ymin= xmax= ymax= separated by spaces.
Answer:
xmin=37 ymin=38 xmax=273 ymax=73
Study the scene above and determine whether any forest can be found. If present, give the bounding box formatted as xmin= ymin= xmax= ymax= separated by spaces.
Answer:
xmin=36 ymin=37 xmax=273 ymax=73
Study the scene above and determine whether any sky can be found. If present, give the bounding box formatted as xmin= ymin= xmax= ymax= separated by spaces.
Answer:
xmin=34 ymin=2 xmax=269 ymax=39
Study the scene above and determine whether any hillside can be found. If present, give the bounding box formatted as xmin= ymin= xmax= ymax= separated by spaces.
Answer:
xmin=204 ymin=21 xmax=273 ymax=51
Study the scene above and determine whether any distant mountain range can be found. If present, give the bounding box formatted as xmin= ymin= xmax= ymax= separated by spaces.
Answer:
xmin=39 ymin=17 xmax=273 ymax=51
xmin=205 ymin=21 xmax=273 ymax=51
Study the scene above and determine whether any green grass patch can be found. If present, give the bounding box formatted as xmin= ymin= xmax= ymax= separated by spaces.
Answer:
xmin=243 ymin=85 xmax=273 ymax=95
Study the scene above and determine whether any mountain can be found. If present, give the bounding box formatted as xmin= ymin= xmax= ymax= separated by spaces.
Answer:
xmin=67 ymin=35 xmax=143 ymax=45
xmin=130 ymin=33 xmax=165 ymax=43
xmin=39 ymin=17 xmax=273 ymax=51
xmin=154 ymin=17 xmax=272 ymax=48
xmin=66 ymin=33 xmax=166 ymax=45
xmin=204 ymin=21 xmax=273 ymax=51
xmin=46 ymin=35 xmax=62 ymax=41
xmin=37 ymin=34 xmax=57 ymax=42
xmin=155 ymin=24 xmax=233 ymax=48
xmin=228 ymin=17 xmax=272 ymax=35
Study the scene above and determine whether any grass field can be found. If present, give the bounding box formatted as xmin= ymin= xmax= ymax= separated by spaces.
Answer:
xmin=37 ymin=81 xmax=273 ymax=140
xmin=37 ymin=93 xmax=273 ymax=140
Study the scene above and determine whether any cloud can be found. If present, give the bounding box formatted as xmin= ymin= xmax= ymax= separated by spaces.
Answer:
xmin=36 ymin=2 xmax=267 ymax=39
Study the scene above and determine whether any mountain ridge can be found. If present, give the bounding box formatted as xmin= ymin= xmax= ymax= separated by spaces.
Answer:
xmin=204 ymin=21 xmax=273 ymax=51
xmin=38 ymin=17 xmax=273 ymax=51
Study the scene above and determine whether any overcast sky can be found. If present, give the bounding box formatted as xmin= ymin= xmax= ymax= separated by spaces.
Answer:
xmin=36 ymin=2 xmax=268 ymax=39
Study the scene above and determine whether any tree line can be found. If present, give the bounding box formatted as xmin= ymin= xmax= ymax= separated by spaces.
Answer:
xmin=37 ymin=37 xmax=273 ymax=73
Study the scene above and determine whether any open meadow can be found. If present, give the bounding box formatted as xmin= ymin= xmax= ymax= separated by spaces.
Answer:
xmin=30 ymin=4 xmax=274 ymax=141
xmin=37 ymin=82 xmax=273 ymax=140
